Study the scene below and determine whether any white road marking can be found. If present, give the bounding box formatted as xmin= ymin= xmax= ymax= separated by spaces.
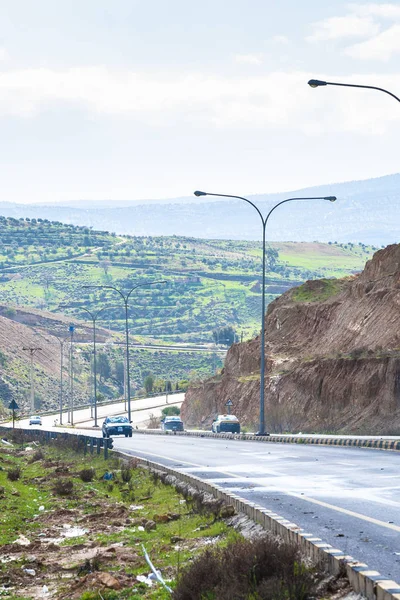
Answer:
xmin=118 ymin=446 xmax=400 ymax=533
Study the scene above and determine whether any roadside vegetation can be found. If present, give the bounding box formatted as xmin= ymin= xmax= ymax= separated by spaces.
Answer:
xmin=0 ymin=435 xmax=350 ymax=599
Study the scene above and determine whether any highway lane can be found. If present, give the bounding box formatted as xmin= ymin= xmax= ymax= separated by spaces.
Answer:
xmin=2 ymin=393 xmax=185 ymax=431
xmin=114 ymin=433 xmax=400 ymax=581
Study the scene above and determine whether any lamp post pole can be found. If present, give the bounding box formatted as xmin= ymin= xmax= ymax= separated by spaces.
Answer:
xmin=79 ymin=306 xmax=115 ymax=427
xmin=194 ymin=191 xmax=336 ymax=435
xmin=68 ymin=325 xmax=75 ymax=425
xmin=22 ymin=346 xmax=41 ymax=415
xmin=308 ymin=79 xmax=400 ymax=104
xmin=83 ymin=281 xmax=166 ymax=422
xmin=51 ymin=334 xmax=67 ymax=425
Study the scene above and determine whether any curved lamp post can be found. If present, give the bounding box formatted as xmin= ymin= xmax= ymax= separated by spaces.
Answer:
xmin=308 ymin=79 xmax=400 ymax=104
xmin=51 ymin=334 xmax=67 ymax=425
xmin=194 ymin=190 xmax=336 ymax=435
xmin=84 ymin=281 xmax=166 ymax=422
xmin=79 ymin=306 xmax=113 ymax=428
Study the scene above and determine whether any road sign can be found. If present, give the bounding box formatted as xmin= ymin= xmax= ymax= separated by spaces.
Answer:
xmin=8 ymin=400 xmax=19 ymax=429
xmin=225 ymin=398 xmax=233 ymax=414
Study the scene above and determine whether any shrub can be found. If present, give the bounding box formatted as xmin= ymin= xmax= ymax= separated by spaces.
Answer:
xmin=7 ymin=466 xmax=21 ymax=481
xmin=161 ymin=405 xmax=180 ymax=417
xmin=53 ymin=478 xmax=74 ymax=496
xmin=174 ymin=535 xmax=316 ymax=600
xmin=121 ymin=465 xmax=132 ymax=483
xmin=79 ymin=468 xmax=95 ymax=482
xmin=29 ymin=449 xmax=45 ymax=463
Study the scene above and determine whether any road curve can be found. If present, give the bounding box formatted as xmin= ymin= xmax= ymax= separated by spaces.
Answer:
xmin=113 ymin=433 xmax=400 ymax=582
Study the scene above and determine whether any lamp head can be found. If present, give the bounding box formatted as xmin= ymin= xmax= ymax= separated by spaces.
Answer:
xmin=325 ymin=196 xmax=336 ymax=202
xmin=194 ymin=190 xmax=207 ymax=197
xmin=308 ymin=79 xmax=327 ymax=88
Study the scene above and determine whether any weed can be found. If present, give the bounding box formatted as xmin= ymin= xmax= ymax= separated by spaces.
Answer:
xmin=121 ymin=465 xmax=132 ymax=483
xmin=7 ymin=466 xmax=21 ymax=481
xmin=79 ymin=468 xmax=96 ymax=482
xmin=53 ymin=478 xmax=74 ymax=496
xmin=29 ymin=449 xmax=45 ymax=463
xmin=174 ymin=535 xmax=316 ymax=600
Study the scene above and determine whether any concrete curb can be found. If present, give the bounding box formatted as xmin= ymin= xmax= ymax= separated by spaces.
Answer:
xmin=115 ymin=450 xmax=400 ymax=600
xmin=133 ymin=428 xmax=400 ymax=452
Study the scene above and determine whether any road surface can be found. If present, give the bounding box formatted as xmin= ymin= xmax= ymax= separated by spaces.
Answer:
xmin=6 ymin=393 xmax=185 ymax=431
xmin=112 ymin=433 xmax=400 ymax=582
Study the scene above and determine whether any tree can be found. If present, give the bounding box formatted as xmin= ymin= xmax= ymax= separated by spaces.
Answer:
xmin=144 ymin=374 xmax=154 ymax=394
xmin=98 ymin=353 xmax=111 ymax=381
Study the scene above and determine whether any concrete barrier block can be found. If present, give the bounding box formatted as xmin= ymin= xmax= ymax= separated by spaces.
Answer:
xmin=376 ymin=581 xmax=400 ymax=600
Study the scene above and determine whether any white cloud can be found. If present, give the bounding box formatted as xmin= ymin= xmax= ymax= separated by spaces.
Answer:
xmin=0 ymin=48 xmax=8 ymax=62
xmin=234 ymin=53 xmax=263 ymax=65
xmin=307 ymin=15 xmax=380 ymax=42
xmin=345 ymin=23 xmax=400 ymax=60
xmin=270 ymin=35 xmax=289 ymax=44
xmin=0 ymin=66 xmax=398 ymax=136
xmin=354 ymin=3 xmax=400 ymax=19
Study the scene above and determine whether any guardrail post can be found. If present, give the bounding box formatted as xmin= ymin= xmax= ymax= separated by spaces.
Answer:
xmin=84 ymin=436 xmax=87 ymax=455
xmin=96 ymin=439 xmax=101 ymax=455
xmin=104 ymin=440 xmax=108 ymax=460
xmin=90 ymin=438 xmax=94 ymax=454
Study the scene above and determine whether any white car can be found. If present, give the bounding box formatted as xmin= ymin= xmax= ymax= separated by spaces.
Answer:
xmin=211 ymin=414 xmax=240 ymax=434
xmin=29 ymin=415 xmax=42 ymax=426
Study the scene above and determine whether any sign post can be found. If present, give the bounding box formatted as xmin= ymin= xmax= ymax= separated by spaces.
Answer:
xmin=8 ymin=400 xmax=19 ymax=429
xmin=225 ymin=398 xmax=233 ymax=415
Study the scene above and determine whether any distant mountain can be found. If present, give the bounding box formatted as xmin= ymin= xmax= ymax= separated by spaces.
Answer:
xmin=1 ymin=173 xmax=400 ymax=245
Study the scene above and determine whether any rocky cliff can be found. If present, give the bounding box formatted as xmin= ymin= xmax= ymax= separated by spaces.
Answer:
xmin=182 ymin=244 xmax=400 ymax=434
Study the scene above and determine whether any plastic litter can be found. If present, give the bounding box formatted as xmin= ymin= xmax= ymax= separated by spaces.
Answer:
xmin=14 ymin=534 xmax=31 ymax=546
xmin=142 ymin=544 xmax=172 ymax=593
xmin=103 ymin=472 xmax=113 ymax=480
xmin=39 ymin=506 xmax=45 ymax=511
xmin=136 ymin=574 xmax=153 ymax=587
xmin=1 ymin=439 xmax=13 ymax=446
xmin=62 ymin=525 xmax=87 ymax=538
xmin=42 ymin=584 xmax=49 ymax=596
xmin=22 ymin=568 xmax=36 ymax=576
xmin=138 ymin=526 xmax=145 ymax=532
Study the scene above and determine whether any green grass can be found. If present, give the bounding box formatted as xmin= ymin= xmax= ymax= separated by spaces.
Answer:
xmin=291 ymin=278 xmax=346 ymax=303
xmin=0 ymin=442 xmax=234 ymax=599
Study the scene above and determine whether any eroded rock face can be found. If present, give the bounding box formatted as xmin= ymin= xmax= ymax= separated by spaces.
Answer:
xmin=182 ymin=245 xmax=400 ymax=434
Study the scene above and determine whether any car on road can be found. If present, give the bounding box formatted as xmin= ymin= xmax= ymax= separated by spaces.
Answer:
xmin=211 ymin=414 xmax=240 ymax=434
xmin=161 ymin=416 xmax=184 ymax=432
xmin=102 ymin=416 xmax=133 ymax=438
xmin=29 ymin=415 xmax=42 ymax=426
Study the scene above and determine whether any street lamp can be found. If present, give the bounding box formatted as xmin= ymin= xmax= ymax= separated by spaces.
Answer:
xmin=79 ymin=306 xmax=113 ymax=428
xmin=194 ymin=190 xmax=336 ymax=435
xmin=68 ymin=325 xmax=75 ymax=425
xmin=308 ymin=79 xmax=400 ymax=104
xmin=22 ymin=346 xmax=41 ymax=415
xmin=52 ymin=334 xmax=67 ymax=425
xmin=83 ymin=281 xmax=166 ymax=422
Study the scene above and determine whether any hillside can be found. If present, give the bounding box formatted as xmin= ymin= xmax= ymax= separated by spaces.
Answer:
xmin=0 ymin=217 xmax=377 ymax=414
xmin=0 ymin=173 xmax=400 ymax=245
xmin=0 ymin=217 xmax=376 ymax=343
xmin=182 ymin=244 xmax=400 ymax=435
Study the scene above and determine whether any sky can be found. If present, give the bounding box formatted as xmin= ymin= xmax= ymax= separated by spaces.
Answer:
xmin=0 ymin=0 xmax=400 ymax=204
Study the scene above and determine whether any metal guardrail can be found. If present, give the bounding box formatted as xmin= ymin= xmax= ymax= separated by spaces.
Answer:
xmin=0 ymin=426 xmax=113 ymax=458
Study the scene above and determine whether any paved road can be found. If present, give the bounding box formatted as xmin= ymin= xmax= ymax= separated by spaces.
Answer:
xmin=113 ymin=433 xmax=400 ymax=581
xmin=5 ymin=394 xmax=185 ymax=431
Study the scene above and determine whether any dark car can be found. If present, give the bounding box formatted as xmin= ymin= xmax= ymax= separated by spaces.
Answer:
xmin=102 ymin=416 xmax=133 ymax=438
xmin=161 ymin=416 xmax=184 ymax=432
